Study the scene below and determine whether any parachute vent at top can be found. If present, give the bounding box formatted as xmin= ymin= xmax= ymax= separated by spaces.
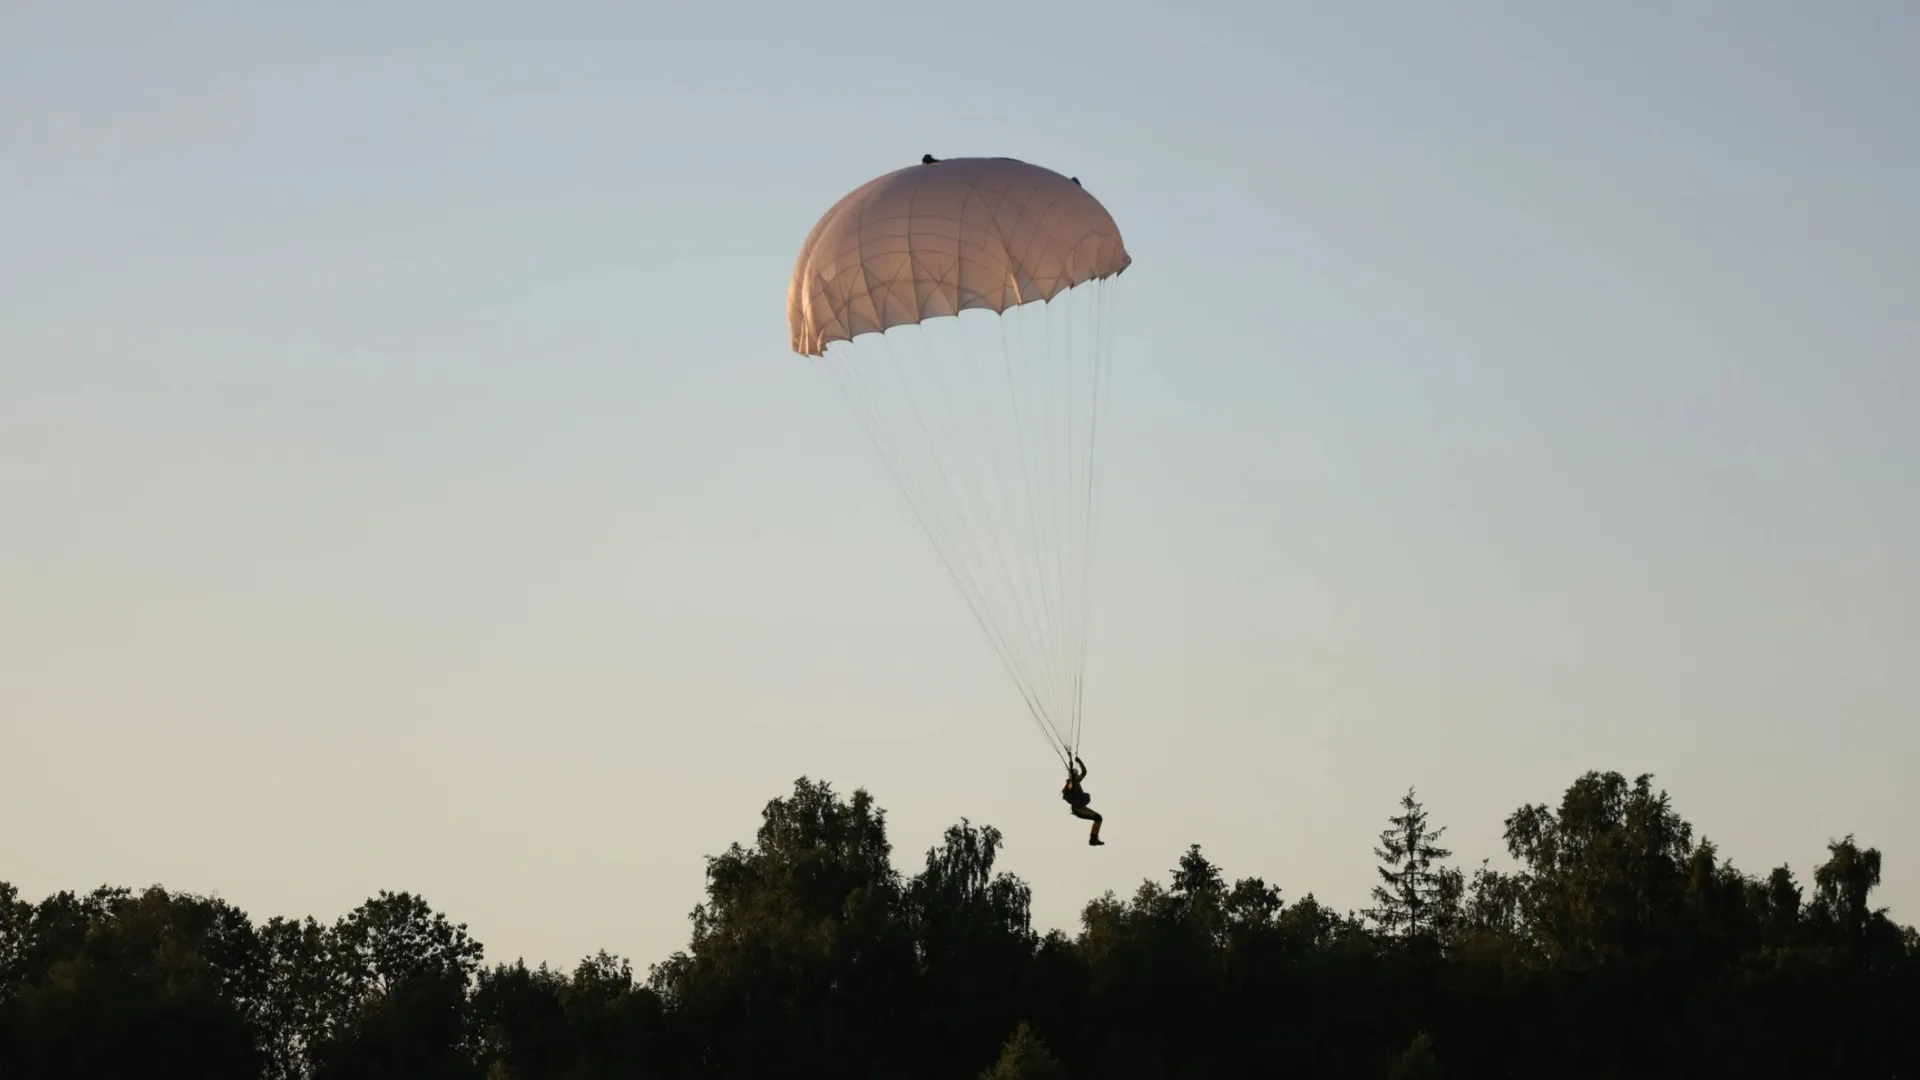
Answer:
xmin=785 ymin=154 xmax=1130 ymax=767
xmin=787 ymin=156 xmax=1132 ymax=358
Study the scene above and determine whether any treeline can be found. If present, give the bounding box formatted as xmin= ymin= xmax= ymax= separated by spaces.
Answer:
xmin=2 ymin=769 xmax=1915 ymax=1078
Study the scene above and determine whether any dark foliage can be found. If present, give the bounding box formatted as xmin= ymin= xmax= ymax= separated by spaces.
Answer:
xmin=3 ymin=770 xmax=1914 ymax=1078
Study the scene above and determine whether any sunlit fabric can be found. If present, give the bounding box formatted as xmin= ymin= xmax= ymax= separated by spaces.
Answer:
xmin=788 ymin=157 xmax=1131 ymax=357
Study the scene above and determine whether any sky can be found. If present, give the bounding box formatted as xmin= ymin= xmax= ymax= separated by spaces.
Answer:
xmin=4 ymin=1 xmax=1917 ymax=971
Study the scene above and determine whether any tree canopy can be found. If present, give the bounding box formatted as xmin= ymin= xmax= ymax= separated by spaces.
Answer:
xmin=3 ymin=769 xmax=1914 ymax=1078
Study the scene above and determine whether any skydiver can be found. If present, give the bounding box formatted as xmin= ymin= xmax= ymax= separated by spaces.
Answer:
xmin=1062 ymin=755 xmax=1104 ymax=846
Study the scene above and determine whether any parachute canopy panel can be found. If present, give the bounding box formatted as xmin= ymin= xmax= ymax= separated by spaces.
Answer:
xmin=787 ymin=157 xmax=1133 ymax=357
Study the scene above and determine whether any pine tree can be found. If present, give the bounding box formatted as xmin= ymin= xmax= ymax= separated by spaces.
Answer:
xmin=1384 ymin=1031 xmax=1443 ymax=1079
xmin=1366 ymin=787 xmax=1453 ymax=939
xmin=979 ymin=1022 xmax=1067 ymax=1080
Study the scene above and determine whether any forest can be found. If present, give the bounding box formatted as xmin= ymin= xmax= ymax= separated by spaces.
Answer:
xmin=3 ymin=768 xmax=1914 ymax=1079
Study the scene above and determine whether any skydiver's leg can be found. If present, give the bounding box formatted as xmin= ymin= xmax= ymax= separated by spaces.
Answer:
xmin=1071 ymin=805 xmax=1104 ymax=844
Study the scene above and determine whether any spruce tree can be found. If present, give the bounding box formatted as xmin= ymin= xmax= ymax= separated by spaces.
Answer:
xmin=1366 ymin=787 xmax=1454 ymax=939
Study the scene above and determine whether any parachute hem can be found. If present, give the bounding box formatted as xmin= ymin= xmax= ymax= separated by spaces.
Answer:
xmin=791 ymin=261 xmax=1131 ymax=358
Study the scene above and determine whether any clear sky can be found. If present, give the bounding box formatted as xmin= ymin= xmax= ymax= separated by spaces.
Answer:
xmin=4 ymin=1 xmax=1916 ymax=971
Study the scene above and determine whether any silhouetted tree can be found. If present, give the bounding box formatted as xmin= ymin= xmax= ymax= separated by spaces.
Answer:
xmin=1503 ymin=770 xmax=1697 ymax=966
xmin=1365 ymin=787 xmax=1454 ymax=942
xmin=1756 ymin=864 xmax=1805 ymax=950
xmin=979 ymin=1021 xmax=1066 ymax=1080
xmin=905 ymin=818 xmax=1037 ymax=1075
xmin=1384 ymin=1031 xmax=1442 ymax=1079
xmin=646 ymin=776 xmax=917 ymax=1076
xmin=308 ymin=892 xmax=485 ymax=1080
xmin=1812 ymin=834 xmax=1884 ymax=948
xmin=471 ymin=961 xmax=571 ymax=1079
xmin=1 ymin=765 xmax=1914 ymax=1078
xmin=256 ymin=913 xmax=336 ymax=1079
xmin=0 ymin=886 xmax=264 ymax=1080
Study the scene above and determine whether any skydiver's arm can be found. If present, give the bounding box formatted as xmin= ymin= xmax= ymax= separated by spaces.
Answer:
xmin=1075 ymin=757 xmax=1088 ymax=780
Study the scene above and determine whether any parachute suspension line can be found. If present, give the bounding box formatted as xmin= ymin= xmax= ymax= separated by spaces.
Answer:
xmin=1067 ymin=286 xmax=1082 ymax=757
xmin=807 ymin=294 xmax=1111 ymax=773
xmin=1066 ymin=280 xmax=1092 ymax=760
xmin=1043 ymin=290 xmax=1069 ymax=761
xmin=1001 ymin=304 xmax=1073 ymax=762
xmin=1076 ymin=280 xmax=1108 ymax=759
xmin=950 ymin=320 xmax=1064 ymax=737
xmin=891 ymin=326 xmax=1068 ymax=760
xmin=1058 ymin=292 xmax=1087 ymax=755
xmin=1000 ymin=283 xmax=1110 ymax=767
xmin=1070 ymin=277 xmax=1118 ymax=760
xmin=1036 ymin=291 xmax=1082 ymax=765
xmin=813 ymin=319 xmax=1074 ymax=768
xmin=819 ymin=343 xmax=1064 ymax=768
xmin=902 ymin=321 xmax=1072 ymax=757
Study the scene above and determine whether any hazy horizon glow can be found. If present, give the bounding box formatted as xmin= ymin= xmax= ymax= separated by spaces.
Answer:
xmin=4 ymin=2 xmax=1916 ymax=968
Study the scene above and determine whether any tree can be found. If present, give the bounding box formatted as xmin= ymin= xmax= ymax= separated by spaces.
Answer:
xmin=1811 ymin=834 xmax=1883 ymax=948
xmin=3 ymin=765 xmax=1917 ymax=1078
xmin=646 ymin=777 xmax=916 ymax=1076
xmin=1502 ymin=771 xmax=1697 ymax=966
xmin=979 ymin=1021 xmax=1066 ymax=1080
xmin=257 ymin=914 xmax=337 ymax=1080
xmin=905 ymin=819 xmax=1037 ymax=1075
xmin=306 ymin=892 xmax=486 ymax=1080
xmin=0 ymin=882 xmax=31 ymax=1001
xmin=1 ymin=887 xmax=265 ymax=1080
xmin=1366 ymin=788 xmax=1454 ymax=941
xmin=907 ymin=819 xmax=1035 ymax=968
xmin=471 ymin=961 xmax=570 ymax=1080
xmin=1385 ymin=1030 xmax=1442 ymax=1079
xmin=1754 ymin=865 xmax=1804 ymax=950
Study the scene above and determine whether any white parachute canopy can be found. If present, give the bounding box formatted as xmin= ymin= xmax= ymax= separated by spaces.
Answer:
xmin=787 ymin=156 xmax=1131 ymax=765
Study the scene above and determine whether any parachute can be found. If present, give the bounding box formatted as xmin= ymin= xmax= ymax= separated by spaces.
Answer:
xmin=786 ymin=156 xmax=1132 ymax=766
